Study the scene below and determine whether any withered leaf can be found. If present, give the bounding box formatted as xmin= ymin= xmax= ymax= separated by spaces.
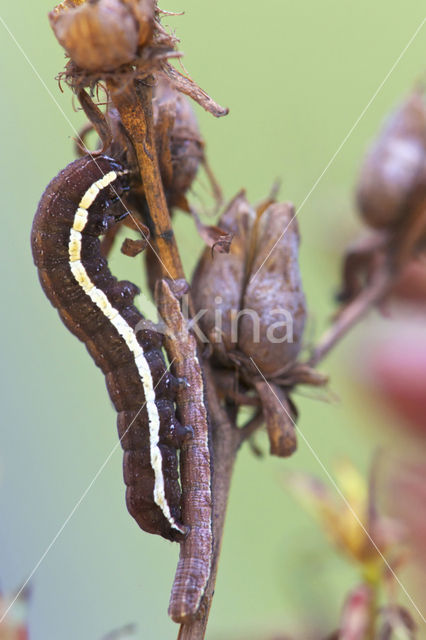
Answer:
xmin=192 ymin=211 xmax=233 ymax=254
xmin=121 ymin=236 xmax=148 ymax=257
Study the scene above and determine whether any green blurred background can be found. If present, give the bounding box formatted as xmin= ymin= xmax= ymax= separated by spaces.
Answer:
xmin=0 ymin=2 xmax=425 ymax=638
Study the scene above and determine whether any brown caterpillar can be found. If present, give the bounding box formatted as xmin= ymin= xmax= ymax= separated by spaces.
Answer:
xmin=31 ymin=154 xmax=190 ymax=541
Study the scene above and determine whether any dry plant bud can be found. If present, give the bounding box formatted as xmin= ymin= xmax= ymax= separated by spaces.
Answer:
xmin=104 ymin=78 xmax=203 ymax=204
xmin=51 ymin=0 xmax=86 ymax=12
xmin=153 ymin=77 xmax=204 ymax=205
xmin=192 ymin=196 xmax=306 ymax=376
xmin=357 ymin=91 xmax=426 ymax=229
xmin=192 ymin=191 xmax=255 ymax=363
xmin=239 ymin=202 xmax=306 ymax=376
xmin=49 ymin=0 xmax=154 ymax=72
xmin=121 ymin=0 xmax=154 ymax=46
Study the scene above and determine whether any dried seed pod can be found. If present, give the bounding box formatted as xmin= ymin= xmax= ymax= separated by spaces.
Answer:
xmin=49 ymin=0 xmax=140 ymax=72
xmin=122 ymin=0 xmax=154 ymax=46
xmin=192 ymin=197 xmax=306 ymax=377
xmin=103 ymin=79 xmax=204 ymax=204
xmin=191 ymin=191 xmax=255 ymax=361
xmin=357 ymin=91 xmax=426 ymax=229
xmin=52 ymin=0 xmax=86 ymax=11
xmin=192 ymin=196 xmax=306 ymax=459
xmin=239 ymin=203 xmax=306 ymax=376
xmin=153 ymin=78 xmax=204 ymax=206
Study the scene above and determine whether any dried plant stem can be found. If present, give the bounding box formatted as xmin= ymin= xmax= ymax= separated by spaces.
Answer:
xmin=156 ymin=280 xmax=213 ymax=625
xmin=309 ymin=265 xmax=392 ymax=368
xmin=107 ymin=77 xmax=184 ymax=280
xmin=163 ymin=64 xmax=229 ymax=118
xmin=310 ymin=198 xmax=426 ymax=368
xmin=178 ymin=364 xmax=241 ymax=640
xmin=107 ymin=76 xmax=234 ymax=637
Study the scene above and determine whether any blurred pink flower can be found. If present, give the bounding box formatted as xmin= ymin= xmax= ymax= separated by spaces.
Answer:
xmin=368 ymin=323 xmax=426 ymax=436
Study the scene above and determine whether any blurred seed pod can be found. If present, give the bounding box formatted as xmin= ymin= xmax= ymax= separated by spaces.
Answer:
xmin=49 ymin=0 xmax=154 ymax=72
xmin=122 ymin=0 xmax=155 ymax=46
xmin=357 ymin=91 xmax=426 ymax=229
xmin=192 ymin=196 xmax=306 ymax=377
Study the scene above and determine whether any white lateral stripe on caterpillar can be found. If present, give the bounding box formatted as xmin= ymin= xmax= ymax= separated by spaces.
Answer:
xmin=68 ymin=171 xmax=185 ymax=533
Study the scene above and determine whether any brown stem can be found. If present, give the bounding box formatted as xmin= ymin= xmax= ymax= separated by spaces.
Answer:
xmin=178 ymin=364 xmax=241 ymax=640
xmin=308 ymin=264 xmax=392 ymax=368
xmin=239 ymin=410 xmax=265 ymax=441
xmin=107 ymin=76 xmax=237 ymax=638
xmin=107 ymin=76 xmax=184 ymax=280
xmin=310 ymin=199 xmax=426 ymax=369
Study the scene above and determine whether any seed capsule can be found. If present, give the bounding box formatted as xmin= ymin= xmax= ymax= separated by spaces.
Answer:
xmin=192 ymin=196 xmax=306 ymax=376
xmin=191 ymin=191 xmax=255 ymax=363
xmin=153 ymin=78 xmax=204 ymax=206
xmin=49 ymin=0 xmax=143 ymax=72
xmin=239 ymin=202 xmax=306 ymax=377
xmin=357 ymin=91 xmax=426 ymax=230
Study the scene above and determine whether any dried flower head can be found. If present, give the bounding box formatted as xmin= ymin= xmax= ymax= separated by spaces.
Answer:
xmin=191 ymin=192 xmax=310 ymax=457
xmin=50 ymin=0 xmax=147 ymax=72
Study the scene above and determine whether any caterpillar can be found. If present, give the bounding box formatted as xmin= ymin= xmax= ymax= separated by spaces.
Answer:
xmin=31 ymin=154 xmax=190 ymax=541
